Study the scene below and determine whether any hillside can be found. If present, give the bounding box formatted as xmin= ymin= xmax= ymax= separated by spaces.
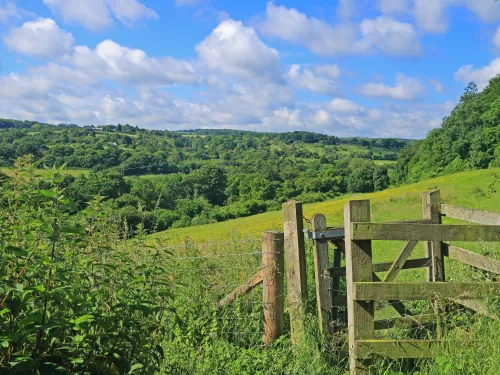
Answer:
xmin=0 ymin=120 xmax=408 ymax=234
xmin=150 ymin=167 xmax=500 ymax=263
xmin=394 ymin=77 xmax=500 ymax=183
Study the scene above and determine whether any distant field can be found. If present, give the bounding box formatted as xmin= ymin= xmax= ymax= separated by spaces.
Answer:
xmin=373 ymin=160 xmax=396 ymax=165
xmin=0 ymin=168 xmax=89 ymax=178
xmin=149 ymin=168 xmax=500 ymax=267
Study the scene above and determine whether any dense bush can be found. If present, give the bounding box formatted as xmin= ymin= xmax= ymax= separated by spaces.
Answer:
xmin=0 ymin=157 xmax=173 ymax=374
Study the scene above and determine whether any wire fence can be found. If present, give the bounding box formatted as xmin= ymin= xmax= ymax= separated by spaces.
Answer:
xmin=148 ymin=237 xmax=283 ymax=349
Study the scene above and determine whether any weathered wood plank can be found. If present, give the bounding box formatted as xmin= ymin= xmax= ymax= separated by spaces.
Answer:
xmin=356 ymin=340 xmax=438 ymax=359
xmin=262 ymin=231 xmax=285 ymax=345
xmin=351 ymin=223 xmax=500 ymax=242
xmin=282 ymin=201 xmax=308 ymax=345
xmin=372 ymin=274 xmax=413 ymax=316
xmin=217 ymin=270 xmax=263 ymax=308
xmin=384 ymin=241 xmax=418 ymax=282
xmin=374 ymin=314 xmax=437 ymax=330
xmin=335 ymin=314 xmax=437 ymax=331
xmin=423 ymin=190 xmax=444 ymax=282
xmin=444 ymin=245 xmax=500 ymax=275
xmin=345 ymin=200 xmax=374 ymax=375
xmin=353 ymin=282 xmax=500 ymax=301
xmin=312 ymin=214 xmax=333 ymax=336
xmin=441 ymin=204 xmax=500 ymax=225
xmin=329 ymin=258 xmax=432 ymax=277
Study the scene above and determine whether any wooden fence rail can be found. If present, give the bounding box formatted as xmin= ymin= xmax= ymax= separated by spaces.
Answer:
xmin=303 ymin=190 xmax=500 ymax=375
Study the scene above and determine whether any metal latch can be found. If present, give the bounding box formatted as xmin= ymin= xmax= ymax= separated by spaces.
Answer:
xmin=303 ymin=228 xmax=345 ymax=240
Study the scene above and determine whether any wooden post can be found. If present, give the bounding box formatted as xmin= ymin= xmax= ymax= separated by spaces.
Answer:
xmin=312 ymin=214 xmax=333 ymax=337
xmin=262 ymin=231 xmax=285 ymax=345
xmin=422 ymin=190 xmax=444 ymax=282
xmin=282 ymin=201 xmax=308 ymax=345
xmin=345 ymin=200 xmax=374 ymax=375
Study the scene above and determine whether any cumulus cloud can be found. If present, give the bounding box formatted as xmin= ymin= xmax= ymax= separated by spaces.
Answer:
xmin=256 ymin=3 xmax=368 ymax=56
xmin=326 ymin=98 xmax=364 ymax=113
xmin=43 ymin=0 xmax=158 ymax=30
xmin=455 ymin=58 xmax=500 ymax=90
xmin=384 ymin=0 xmax=500 ymax=34
xmin=196 ymin=19 xmax=283 ymax=82
xmin=256 ymin=3 xmax=420 ymax=57
xmin=287 ymin=64 xmax=341 ymax=95
xmin=360 ymin=16 xmax=421 ymax=56
xmin=72 ymin=39 xmax=199 ymax=86
xmin=4 ymin=18 xmax=75 ymax=59
xmin=360 ymin=73 xmax=427 ymax=100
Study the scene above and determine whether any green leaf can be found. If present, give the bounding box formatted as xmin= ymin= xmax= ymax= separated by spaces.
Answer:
xmin=128 ymin=363 xmax=144 ymax=374
xmin=39 ymin=190 xmax=57 ymax=199
xmin=73 ymin=314 xmax=94 ymax=325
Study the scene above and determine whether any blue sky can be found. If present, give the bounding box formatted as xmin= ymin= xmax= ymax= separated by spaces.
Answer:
xmin=1 ymin=0 xmax=500 ymax=138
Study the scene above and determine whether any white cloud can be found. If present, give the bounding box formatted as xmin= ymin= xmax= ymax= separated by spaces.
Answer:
xmin=256 ymin=3 xmax=421 ymax=57
xmin=72 ymin=39 xmax=199 ymax=86
xmin=0 ymin=0 xmax=19 ymax=23
xmin=315 ymin=65 xmax=341 ymax=79
xmin=494 ymin=26 xmax=500 ymax=49
xmin=360 ymin=73 xmax=427 ymax=100
xmin=196 ymin=19 xmax=282 ymax=82
xmin=455 ymin=58 xmax=500 ymax=90
xmin=43 ymin=0 xmax=158 ymax=30
xmin=4 ymin=18 xmax=75 ymax=59
xmin=287 ymin=64 xmax=340 ymax=95
xmin=430 ymin=79 xmax=444 ymax=93
xmin=326 ymin=98 xmax=364 ymax=113
xmin=360 ymin=16 xmax=421 ymax=56
xmin=413 ymin=0 xmax=450 ymax=34
xmin=378 ymin=0 xmax=410 ymax=13
xmin=463 ymin=0 xmax=500 ymax=23
xmin=256 ymin=3 xmax=369 ymax=56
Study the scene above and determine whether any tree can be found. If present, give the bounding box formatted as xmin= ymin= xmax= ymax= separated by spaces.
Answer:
xmin=347 ymin=166 xmax=375 ymax=193
xmin=373 ymin=165 xmax=389 ymax=191
xmin=187 ymin=165 xmax=228 ymax=205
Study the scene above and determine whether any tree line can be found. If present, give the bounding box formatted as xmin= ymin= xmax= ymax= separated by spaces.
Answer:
xmin=0 ymin=121 xmax=409 ymax=233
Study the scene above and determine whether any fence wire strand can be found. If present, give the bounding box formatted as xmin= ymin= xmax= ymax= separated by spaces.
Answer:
xmin=155 ymin=236 xmax=280 ymax=349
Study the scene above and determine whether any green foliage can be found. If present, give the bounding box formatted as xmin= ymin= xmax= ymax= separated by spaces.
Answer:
xmin=0 ymin=157 xmax=173 ymax=374
xmin=0 ymin=121 xmax=409 ymax=234
xmin=394 ymin=76 xmax=500 ymax=183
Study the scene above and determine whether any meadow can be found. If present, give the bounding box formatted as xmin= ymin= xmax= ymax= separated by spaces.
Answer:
xmin=150 ymin=167 xmax=500 ymax=374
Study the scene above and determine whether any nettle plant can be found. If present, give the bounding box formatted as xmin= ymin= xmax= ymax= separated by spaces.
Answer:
xmin=0 ymin=156 xmax=174 ymax=374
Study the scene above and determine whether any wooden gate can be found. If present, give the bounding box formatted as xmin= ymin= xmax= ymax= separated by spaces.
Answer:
xmin=308 ymin=190 xmax=500 ymax=375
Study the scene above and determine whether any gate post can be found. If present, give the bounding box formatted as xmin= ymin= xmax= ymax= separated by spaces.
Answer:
xmin=262 ymin=231 xmax=285 ymax=345
xmin=345 ymin=200 xmax=374 ymax=375
xmin=422 ymin=190 xmax=445 ymax=282
xmin=312 ymin=214 xmax=333 ymax=337
xmin=282 ymin=201 xmax=308 ymax=345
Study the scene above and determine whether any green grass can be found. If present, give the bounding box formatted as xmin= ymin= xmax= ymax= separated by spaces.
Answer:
xmin=0 ymin=167 xmax=90 ymax=178
xmin=150 ymin=168 xmax=500 ymax=263
xmin=149 ymin=167 xmax=500 ymax=374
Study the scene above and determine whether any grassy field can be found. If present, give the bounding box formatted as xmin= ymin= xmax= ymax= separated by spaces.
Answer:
xmin=146 ymin=168 xmax=500 ymax=374
xmin=150 ymin=168 xmax=500 ymax=265
xmin=0 ymin=167 xmax=90 ymax=178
